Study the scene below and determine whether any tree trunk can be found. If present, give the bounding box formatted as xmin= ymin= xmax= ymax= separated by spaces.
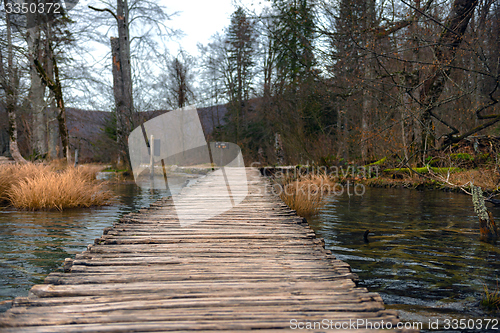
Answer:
xmin=34 ymin=53 xmax=70 ymax=163
xmin=111 ymin=0 xmax=134 ymax=169
xmin=44 ymin=22 xmax=59 ymax=160
xmin=419 ymin=0 xmax=478 ymax=155
xmin=399 ymin=0 xmax=423 ymax=164
xmin=2 ymin=0 xmax=27 ymax=163
xmin=47 ymin=101 xmax=59 ymax=159
xmin=472 ymin=185 xmax=498 ymax=240
xmin=52 ymin=57 xmax=70 ymax=162
xmin=27 ymin=24 xmax=47 ymax=159
xmin=361 ymin=59 xmax=372 ymax=162
xmin=361 ymin=0 xmax=375 ymax=163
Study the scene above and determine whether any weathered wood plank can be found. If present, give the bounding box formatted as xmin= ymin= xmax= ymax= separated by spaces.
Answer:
xmin=14 ymin=290 xmax=381 ymax=307
xmin=0 ymin=321 xmax=416 ymax=333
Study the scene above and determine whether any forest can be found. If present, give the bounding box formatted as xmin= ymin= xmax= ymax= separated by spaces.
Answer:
xmin=0 ymin=0 xmax=499 ymax=168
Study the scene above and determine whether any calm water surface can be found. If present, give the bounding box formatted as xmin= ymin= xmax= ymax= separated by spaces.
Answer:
xmin=0 ymin=182 xmax=169 ymax=306
xmin=307 ymin=187 xmax=500 ymax=329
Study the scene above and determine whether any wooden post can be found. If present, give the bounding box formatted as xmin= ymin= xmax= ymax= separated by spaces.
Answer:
xmin=74 ymin=149 xmax=78 ymax=167
xmin=472 ymin=185 xmax=498 ymax=240
xmin=150 ymin=135 xmax=154 ymax=179
xmin=275 ymin=133 xmax=284 ymax=166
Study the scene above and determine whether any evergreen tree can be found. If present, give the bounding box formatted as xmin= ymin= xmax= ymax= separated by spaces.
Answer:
xmin=225 ymin=7 xmax=256 ymax=143
xmin=272 ymin=0 xmax=316 ymax=86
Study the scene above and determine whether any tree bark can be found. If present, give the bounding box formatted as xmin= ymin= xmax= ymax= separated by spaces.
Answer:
xmin=2 ymin=0 xmax=27 ymax=163
xmin=472 ymin=185 xmax=498 ymax=240
xmin=399 ymin=0 xmax=423 ymax=163
xmin=34 ymin=54 xmax=70 ymax=162
xmin=44 ymin=22 xmax=60 ymax=160
xmin=111 ymin=36 xmax=133 ymax=169
xmin=361 ymin=57 xmax=372 ymax=162
xmin=361 ymin=0 xmax=376 ymax=163
xmin=111 ymin=0 xmax=134 ymax=169
xmin=27 ymin=23 xmax=48 ymax=159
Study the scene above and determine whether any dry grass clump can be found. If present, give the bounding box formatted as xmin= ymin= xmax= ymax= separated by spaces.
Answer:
xmin=0 ymin=163 xmax=112 ymax=210
xmin=0 ymin=164 xmax=52 ymax=203
xmin=278 ymin=174 xmax=335 ymax=217
xmin=481 ymin=282 xmax=500 ymax=312
xmin=446 ymin=169 xmax=499 ymax=191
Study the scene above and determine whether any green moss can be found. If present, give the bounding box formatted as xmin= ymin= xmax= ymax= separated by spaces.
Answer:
xmin=366 ymin=157 xmax=387 ymax=166
xmin=451 ymin=153 xmax=474 ymax=161
xmin=425 ymin=156 xmax=440 ymax=166
xmin=102 ymin=168 xmax=128 ymax=173
xmin=476 ymin=153 xmax=492 ymax=164
xmin=383 ymin=166 xmax=461 ymax=174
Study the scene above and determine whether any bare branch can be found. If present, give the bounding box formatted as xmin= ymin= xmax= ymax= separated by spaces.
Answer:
xmin=88 ymin=6 xmax=118 ymax=22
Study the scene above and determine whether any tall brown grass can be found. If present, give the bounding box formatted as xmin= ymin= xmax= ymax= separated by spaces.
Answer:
xmin=447 ymin=169 xmax=499 ymax=191
xmin=0 ymin=163 xmax=112 ymax=210
xmin=278 ymin=174 xmax=334 ymax=217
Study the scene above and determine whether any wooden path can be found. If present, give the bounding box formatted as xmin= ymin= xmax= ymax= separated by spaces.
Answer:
xmin=0 ymin=168 xmax=416 ymax=332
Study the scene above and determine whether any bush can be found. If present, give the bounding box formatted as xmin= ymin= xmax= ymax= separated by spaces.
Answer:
xmin=278 ymin=175 xmax=333 ymax=217
xmin=0 ymin=163 xmax=112 ymax=210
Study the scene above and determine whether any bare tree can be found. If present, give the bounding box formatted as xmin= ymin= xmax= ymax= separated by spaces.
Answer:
xmin=418 ymin=0 xmax=480 ymax=155
xmin=34 ymin=43 xmax=71 ymax=163
xmin=0 ymin=0 xmax=27 ymax=163
xmin=89 ymin=0 xmax=175 ymax=168
xmin=165 ymin=52 xmax=195 ymax=109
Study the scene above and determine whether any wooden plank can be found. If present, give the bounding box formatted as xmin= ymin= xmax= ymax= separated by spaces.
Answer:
xmin=12 ymin=292 xmax=382 ymax=308
xmin=0 ymin=321 xmax=417 ymax=333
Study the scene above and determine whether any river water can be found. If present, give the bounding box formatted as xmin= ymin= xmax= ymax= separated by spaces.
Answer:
xmin=0 ymin=181 xmax=169 ymax=306
xmin=1 ymin=180 xmax=499 ymax=329
xmin=307 ymin=186 xmax=500 ymax=330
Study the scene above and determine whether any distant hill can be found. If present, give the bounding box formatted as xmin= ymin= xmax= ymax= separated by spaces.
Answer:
xmin=67 ymin=105 xmax=228 ymax=162
xmin=0 ymin=105 xmax=227 ymax=162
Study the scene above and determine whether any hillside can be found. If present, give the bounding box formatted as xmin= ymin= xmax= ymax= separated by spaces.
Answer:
xmin=0 ymin=105 xmax=227 ymax=162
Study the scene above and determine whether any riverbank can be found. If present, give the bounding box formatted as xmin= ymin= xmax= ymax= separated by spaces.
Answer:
xmin=360 ymin=167 xmax=496 ymax=190
xmin=264 ymin=165 xmax=499 ymax=197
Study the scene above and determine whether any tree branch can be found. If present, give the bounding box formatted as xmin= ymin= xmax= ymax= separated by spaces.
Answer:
xmin=34 ymin=59 xmax=56 ymax=90
xmin=88 ymin=6 xmax=118 ymax=22
xmin=373 ymin=20 xmax=412 ymax=39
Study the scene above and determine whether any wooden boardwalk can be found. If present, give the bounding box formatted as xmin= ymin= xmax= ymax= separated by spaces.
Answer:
xmin=0 ymin=168 xmax=416 ymax=332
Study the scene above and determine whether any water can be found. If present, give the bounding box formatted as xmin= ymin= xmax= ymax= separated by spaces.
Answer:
xmin=307 ymin=187 xmax=500 ymax=330
xmin=0 ymin=181 xmax=169 ymax=305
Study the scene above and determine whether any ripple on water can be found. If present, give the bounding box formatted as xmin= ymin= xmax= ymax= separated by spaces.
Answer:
xmin=0 ymin=182 xmax=170 ymax=305
xmin=307 ymin=187 xmax=500 ymax=323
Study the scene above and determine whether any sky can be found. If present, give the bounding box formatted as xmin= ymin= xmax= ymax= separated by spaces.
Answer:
xmin=164 ymin=0 xmax=265 ymax=57
xmin=165 ymin=0 xmax=234 ymax=57
xmin=64 ymin=0 xmax=267 ymax=108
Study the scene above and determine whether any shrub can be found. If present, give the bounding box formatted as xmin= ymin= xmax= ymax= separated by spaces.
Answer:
xmin=0 ymin=163 xmax=112 ymax=210
xmin=278 ymin=175 xmax=334 ymax=217
xmin=0 ymin=164 xmax=52 ymax=203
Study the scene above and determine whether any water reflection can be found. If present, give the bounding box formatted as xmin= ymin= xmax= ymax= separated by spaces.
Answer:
xmin=0 ymin=182 xmax=169 ymax=304
xmin=307 ymin=187 xmax=500 ymax=325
